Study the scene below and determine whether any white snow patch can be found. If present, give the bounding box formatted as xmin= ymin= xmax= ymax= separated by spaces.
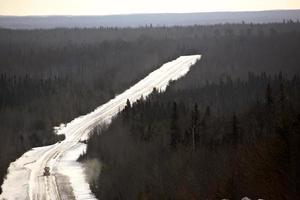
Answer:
xmin=0 ymin=55 xmax=201 ymax=200
xmin=57 ymin=143 xmax=96 ymax=200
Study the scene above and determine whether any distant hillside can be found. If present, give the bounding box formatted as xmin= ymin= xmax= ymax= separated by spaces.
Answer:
xmin=0 ymin=10 xmax=300 ymax=29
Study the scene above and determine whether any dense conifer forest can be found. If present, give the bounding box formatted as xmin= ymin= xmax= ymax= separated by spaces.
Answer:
xmin=1 ymin=22 xmax=300 ymax=197
xmin=85 ymin=73 xmax=300 ymax=199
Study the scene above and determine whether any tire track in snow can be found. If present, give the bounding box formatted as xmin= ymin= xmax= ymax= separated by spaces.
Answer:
xmin=0 ymin=55 xmax=201 ymax=200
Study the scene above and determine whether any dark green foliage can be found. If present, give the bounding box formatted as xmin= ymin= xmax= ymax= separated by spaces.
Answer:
xmin=191 ymin=103 xmax=200 ymax=149
xmin=231 ymin=113 xmax=239 ymax=146
xmin=170 ymin=102 xmax=180 ymax=148
xmin=84 ymin=73 xmax=300 ymax=199
xmin=191 ymin=103 xmax=199 ymax=127
xmin=1 ymin=22 xmax=300 ymax=196
xmin=0 ymin=26 xmax=183 ymax=190
xmin=266 ymin=83 xmax=274 ymax=106
xmin=126 ymin=99 xmax=131 ymax=110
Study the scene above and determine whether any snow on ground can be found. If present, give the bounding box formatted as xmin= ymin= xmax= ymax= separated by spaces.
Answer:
xmin=0 ymin=55 xmax=201 ymax=200
xmin=57 ymin=143 xmax=94 ymax=200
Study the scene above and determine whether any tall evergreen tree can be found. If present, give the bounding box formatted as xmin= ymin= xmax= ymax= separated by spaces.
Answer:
xmin=170 ymin=101 xmax=180 ymax=148
xmin=202 ymin=105 xmax=211 ymax=127
xmin=123 ymin=99 xmax=132 ymax=119
xmin=280 ymin=82 xmax=285 ymax=110
xmin=231 ymin=113 xmax=239 ymax=146
xmin=266 ymin=83 xmax=274 ymax=106
xmin=126 ymin=99 xmax=131 ymax=109
xmin=191 ymin=103 xmax=199 ymax=150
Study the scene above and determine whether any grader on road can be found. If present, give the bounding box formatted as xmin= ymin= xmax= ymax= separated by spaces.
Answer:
xmin=43 ymin=167 xmax=50 ymax=176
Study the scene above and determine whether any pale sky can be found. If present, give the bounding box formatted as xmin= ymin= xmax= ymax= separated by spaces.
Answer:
xmin=0 ymin=0 xmax=300 ymax=16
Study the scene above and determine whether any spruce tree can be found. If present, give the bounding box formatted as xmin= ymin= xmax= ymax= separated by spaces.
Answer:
xmin=126 ymin=99 xmax=131 ymax=109
xmin=279 ymin=82 xmax=285 ymax=110
xmin=170 ymin=102 xmax=180 ymax=148
xmin=266 ymin=83 xmax=273 ymax=106
xmin=191 ymin=103 xmax=199 ymax=150
xmin=231 ymin=113 xmax=239 ymax=146
xmin=123 ymin=99 xmax=132 ymax=120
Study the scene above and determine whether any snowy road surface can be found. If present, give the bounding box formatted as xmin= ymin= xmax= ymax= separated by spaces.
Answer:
xmin=0 ymin=55 xmax=201 ymax=200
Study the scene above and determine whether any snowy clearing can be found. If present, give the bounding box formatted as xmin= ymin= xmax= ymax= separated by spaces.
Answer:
xmin=0 ymin=55 xmax=201 ymax=200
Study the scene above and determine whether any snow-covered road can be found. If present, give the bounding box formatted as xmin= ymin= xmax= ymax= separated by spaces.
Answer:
xmin=0 ymin=55 xmax=201 ymax=200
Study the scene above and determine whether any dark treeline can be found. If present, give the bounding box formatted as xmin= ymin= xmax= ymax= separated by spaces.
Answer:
xmin=1 ymin=10 xmax=300 ymax=29
xmin=84 ymin=73 xmax=300 ymax=199
xmin=0 ymin=50 xmax=174 ymax=192
xmin=0 ymin=28 xmax=181 ymax=190
xmin=1 ymin=22 xmax=300 ymax=194
xmin=1 ymin=22 xmax=300 ymax=77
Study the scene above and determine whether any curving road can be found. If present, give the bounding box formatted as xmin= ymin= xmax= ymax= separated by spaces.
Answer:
xmin=0 ymin=55 xmax=201 ymax=200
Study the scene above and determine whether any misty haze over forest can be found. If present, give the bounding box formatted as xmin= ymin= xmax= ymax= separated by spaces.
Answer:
xmin=0 ymin=10 xmax=300 ymax=29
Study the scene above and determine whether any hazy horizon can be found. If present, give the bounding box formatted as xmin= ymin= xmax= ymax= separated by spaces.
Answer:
xmin=1 ymin=9 xmax=300 ymax=29
xmin=1 ymin=8 xmax=300 ymax=17
xmin=1 ymin=0 xmax=300 ymax=16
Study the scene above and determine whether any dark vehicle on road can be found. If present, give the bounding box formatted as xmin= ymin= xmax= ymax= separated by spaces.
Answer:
xmin=43 ymin=167 xmax=50 ymax=176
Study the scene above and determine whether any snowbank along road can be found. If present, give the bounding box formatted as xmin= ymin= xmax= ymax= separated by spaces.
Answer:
xmin=0 ymin=55 xmax=201 ymax=200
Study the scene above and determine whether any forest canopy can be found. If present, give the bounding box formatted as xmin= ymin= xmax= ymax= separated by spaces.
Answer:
xmin=0 ymin=22 xmax=300 ymax=198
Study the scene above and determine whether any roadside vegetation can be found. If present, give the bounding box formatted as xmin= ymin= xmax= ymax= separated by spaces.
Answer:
xmin=1 ymin=21 xmax=300 ymax=196
xmin=85 ymin=73 xmax=300 ymax=199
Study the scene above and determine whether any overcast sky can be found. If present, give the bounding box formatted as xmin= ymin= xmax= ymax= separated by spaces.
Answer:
xmin=0 ymin=0 xmax=300 ymax=16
